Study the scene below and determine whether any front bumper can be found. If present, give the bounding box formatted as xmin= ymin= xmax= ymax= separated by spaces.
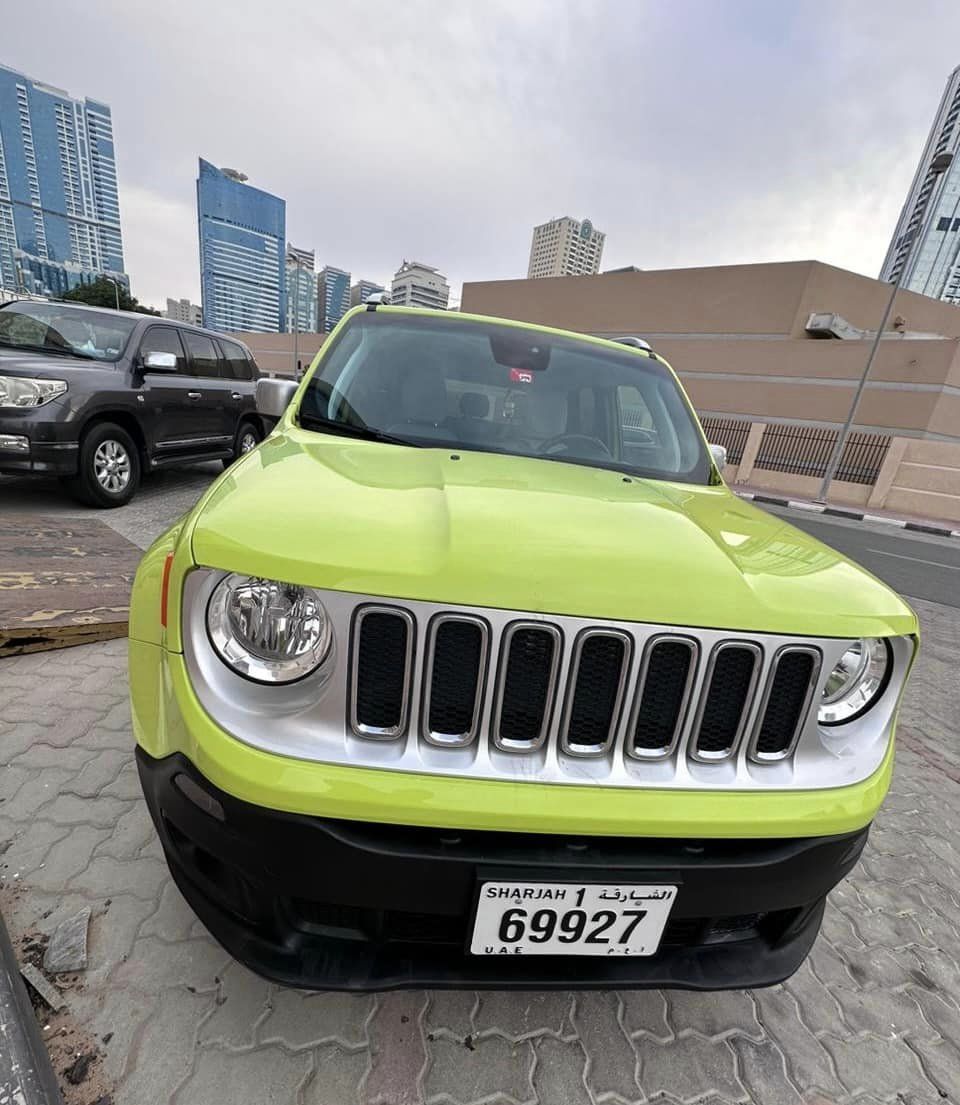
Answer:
xmin=137 ymin=748 xmax=869 ymax=991
xmin=0 ymin=414 xmax=78 ymax=475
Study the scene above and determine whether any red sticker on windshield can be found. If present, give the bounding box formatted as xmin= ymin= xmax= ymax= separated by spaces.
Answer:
xmin=509 ymin=368 xmax=534 ymax=384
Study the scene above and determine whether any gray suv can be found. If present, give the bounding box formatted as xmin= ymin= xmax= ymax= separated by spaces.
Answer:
xmin=0 ymin=300 xmax=263 ymax=507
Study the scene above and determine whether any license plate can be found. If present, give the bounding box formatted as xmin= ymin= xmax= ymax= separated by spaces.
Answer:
xmin=470 ymin=882 xmax=677 ymax=957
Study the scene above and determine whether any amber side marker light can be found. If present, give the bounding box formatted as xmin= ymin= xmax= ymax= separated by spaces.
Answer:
xmin=160 ymin=553 xmax=174 ymax=628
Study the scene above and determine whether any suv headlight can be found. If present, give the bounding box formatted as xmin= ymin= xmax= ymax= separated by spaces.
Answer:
xmin=0 ymin=376 xmax=68 ymax=408
xmin=206 ymin=574 xmax=332 ymax=684
xmin=818 ymin=637 xmax=890 ymax=726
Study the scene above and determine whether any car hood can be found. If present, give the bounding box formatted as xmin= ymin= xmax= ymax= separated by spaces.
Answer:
xmin=189 ymin=428 xmax=917 ymax=638
xmin=0 ymin=349 xmax=115 ymax=380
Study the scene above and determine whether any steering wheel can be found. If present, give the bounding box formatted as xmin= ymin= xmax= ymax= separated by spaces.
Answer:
xmin=539 ymin=434 xmax=613 ymax=460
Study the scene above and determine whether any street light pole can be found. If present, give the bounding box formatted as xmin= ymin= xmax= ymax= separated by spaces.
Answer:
xmin=293 ymin=261 xmax=301 ymax=378
xmin=817 ymin=151 xmax=954 ymax=502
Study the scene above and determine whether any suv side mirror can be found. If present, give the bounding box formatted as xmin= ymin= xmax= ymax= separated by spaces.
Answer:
xmin=142 ymin=351 xmax=178 ymax=372
xmin=708 ymin=443 xmax=727 ymax=471
xmin=256 ymin=377 xmax=298 ymax=419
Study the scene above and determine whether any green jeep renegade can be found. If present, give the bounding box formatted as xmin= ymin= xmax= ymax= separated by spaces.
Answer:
xmin=129 ymin=304 xmax=917 ymax=991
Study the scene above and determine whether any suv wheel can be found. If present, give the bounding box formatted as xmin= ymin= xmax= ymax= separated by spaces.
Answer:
xmin=63 ymin=422 xmax=141 ymax=508
xmin=223 ymin=421 xmax=262 ymax=469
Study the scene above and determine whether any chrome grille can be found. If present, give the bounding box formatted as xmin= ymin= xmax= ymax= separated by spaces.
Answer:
xmin=351 ymin=607 xmax=414 ymax=738
xmin=185 ymin=569 xmax=910 ymax=792
xmin=346 ymin=606 xmax=817 ymax=773
xmin=422 ymin=615 xmax=489 ymax=746
xmin=691 ymin=644 xmax=762 ymax=761
xmin=561 ymin=630 xmax=631 ymax=755
xmin=629 ymin=636 xmax=698 ymax=759
xmin=492 ymin=623 xmax=562 ymax=751
xmin=749 ymin=646 xmax=820 ymax=762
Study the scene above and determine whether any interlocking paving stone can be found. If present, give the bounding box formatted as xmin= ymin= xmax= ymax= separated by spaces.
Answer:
xmin=422 ymin=1034 xmax=536 ymax=1105
xmin=751 ymin=988 xmax=845 ymax=1100
xmin=425 ymin=991 xmax=478 ymax=1040
xmin=531 ymin=1037 xmax=592 ymax=1105
xmin=572 ymin=993 xmax=641 ymax=1102
xmin=259 ymin=989 xmax=375 ymax=1051
xmin=474 ymin=991 xmax=575 ymax=1041
xmin=117 ymin=988 xmax=213 ymax=1105
xmin=361 ymin=991 xmax=429 ymax=1105
xmin=197 ymin=960 xmax=273 ymax=1049
xmin=727 ymin=1035 xmax=804 ymax=1105
xmin=819 ymin=1033 xmax=934 ymax=1099
xmin=635 ymin=1032 xmax=747 ymax=1102
xmin=666 ymin=989 xmax=763 ymax=1041
xmin=171 ymin=1044 xmax=312 ymax=1105
xmin=619 ymin=990 xmax=672 ymax=1040
xmin=303 ymin=1044 xmax=372 ymax=1105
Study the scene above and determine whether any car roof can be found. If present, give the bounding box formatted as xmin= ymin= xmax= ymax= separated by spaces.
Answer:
xmin=0 ymin=299 xmax=253 ymax=354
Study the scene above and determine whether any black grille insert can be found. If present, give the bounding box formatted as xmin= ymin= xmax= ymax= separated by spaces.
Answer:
xmin=496 ymin=626 xmax=559 ymax=747
xmin=353 ymin=611 xmax=410 ymax=734
xmin=565 ymin=633 xmax=628 ymax=751
xmin=632 ymin=639 xmax=696 ymax=755
xmin=426 ymin=619 xmax=486 ymax=741
xmin=754 ymin=650 xmax=817 ymax=758
xmin=694 ymin=645 xmax=759 ymax=758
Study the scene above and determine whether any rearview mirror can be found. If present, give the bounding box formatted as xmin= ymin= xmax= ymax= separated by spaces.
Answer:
xmin=142 ymin=351 xmax=178 ymax=372
xmin=256 ymin=377 xmax=298 ymax=420
xmin=708 ymin=443 xmax=727 ymax=471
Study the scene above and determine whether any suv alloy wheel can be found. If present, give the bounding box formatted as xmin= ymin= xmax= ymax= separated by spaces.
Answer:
xmin=63 ymin=421 xmax=142 ymax=508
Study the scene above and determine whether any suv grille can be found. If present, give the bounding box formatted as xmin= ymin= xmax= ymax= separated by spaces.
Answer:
xmin=348 ymin=607 xmax=821 ymax=772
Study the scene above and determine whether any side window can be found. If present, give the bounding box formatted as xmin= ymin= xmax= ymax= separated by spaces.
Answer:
xmin=182 ymin=332 xmax=221 ymax=378
xmin=139 ymin=326 xmax=186 ymax=373
xmin=617 ymin=384 xmax=658 ymax=464
xmin=219 ymin=338 xmax=253 ymax=381
xmin=617 ymin=384 xmax=654 ymax=431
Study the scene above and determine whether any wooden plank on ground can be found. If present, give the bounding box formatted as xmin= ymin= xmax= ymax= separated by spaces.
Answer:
xmin=0 ymin=515 xmax=142 ymax=656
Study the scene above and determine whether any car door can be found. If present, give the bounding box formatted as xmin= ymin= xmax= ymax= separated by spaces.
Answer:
xmin=136 ymin=324 xmax=210 ymax=458
xmin=218 ymin=337 xmax=259 ymax=423
xmin=180 ymin=330 xmax=235 ymax=450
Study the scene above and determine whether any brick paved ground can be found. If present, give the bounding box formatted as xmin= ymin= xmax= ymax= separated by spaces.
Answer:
xmin=1 ymin=474 xmax=959 ymax=1103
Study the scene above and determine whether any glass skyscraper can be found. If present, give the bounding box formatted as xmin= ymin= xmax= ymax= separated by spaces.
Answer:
xmin=285 ymin=245 xmax=317 ymax=332
xmin=881 ymin=64 xmax=960 ymax=302
xmin=0 ymin=64 xmax=125 ymax=297
xmin=197 ymin=159 xmax=286 ymax=332
xmin=317 ymin=265 xmax=351 ymax=332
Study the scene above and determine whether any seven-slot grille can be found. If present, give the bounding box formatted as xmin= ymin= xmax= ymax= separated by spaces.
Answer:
xmin=349 ymin=607 xmax=820 ymax=765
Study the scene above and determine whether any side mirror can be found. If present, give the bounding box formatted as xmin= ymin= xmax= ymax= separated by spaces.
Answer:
xmin=256 ymin=377 xmax=298 ymax=419
xmin=142 ymin=351 xmax=178 ymax=372
xmin=708 ymin=443 xmax=728 ymax=471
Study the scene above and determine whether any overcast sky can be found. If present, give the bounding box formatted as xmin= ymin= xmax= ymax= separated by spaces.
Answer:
xmin=7 ymin=1 xmax=960 ymax=309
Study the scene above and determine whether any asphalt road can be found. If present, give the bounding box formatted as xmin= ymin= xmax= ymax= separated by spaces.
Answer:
xmin=761 ymin=504 xmax=960 ymax=610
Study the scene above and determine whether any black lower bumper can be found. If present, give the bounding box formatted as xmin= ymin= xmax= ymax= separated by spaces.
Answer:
xmin=136 ymin=749 xmax=869 ymax=992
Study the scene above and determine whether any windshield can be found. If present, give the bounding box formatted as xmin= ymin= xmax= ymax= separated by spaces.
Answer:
xmin=0 ymin=302 xmax=137 ymax=362
xmin=299 ymin=312 xmax=712 ymax=484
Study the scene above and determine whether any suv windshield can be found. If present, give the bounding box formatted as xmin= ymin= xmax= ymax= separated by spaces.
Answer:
xmin=0 ymin=302 xmax=137 ymax=362
xmin=299 ymin=312 xmax=712 ymax=484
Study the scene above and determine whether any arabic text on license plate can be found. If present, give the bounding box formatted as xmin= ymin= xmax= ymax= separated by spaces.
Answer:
xmin=471 ymin=882 xmax=677 ymax=957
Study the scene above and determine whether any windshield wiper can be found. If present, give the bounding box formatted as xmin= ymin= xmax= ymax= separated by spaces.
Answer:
xmin=0 ymin=338 xmax=98 ymax=361
xmin=298 ymin=412 xmax=422 ymax=447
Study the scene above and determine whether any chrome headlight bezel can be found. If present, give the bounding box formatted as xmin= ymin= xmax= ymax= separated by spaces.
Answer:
xmin=818 ymin=637 xmax=892 ymax=727
xmin=206 ymin=573 xmax=333 ymax=685
xmin=0 ymin=376 xmax=68 ymax=408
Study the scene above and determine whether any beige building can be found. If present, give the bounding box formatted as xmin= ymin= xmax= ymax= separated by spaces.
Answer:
xmin=163 ymin=297 xmax=202 ymax=326
xmin=391 ymin=261 xmax=450 ymax=310
xmin=461 ymin=260 xmax=960 ymax=523
xmin=527 ymin=216 xmax=605 ymax=279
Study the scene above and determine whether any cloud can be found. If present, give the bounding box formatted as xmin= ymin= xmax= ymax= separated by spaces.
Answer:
xmin=6 ymin=0 xmax=960 ymax=310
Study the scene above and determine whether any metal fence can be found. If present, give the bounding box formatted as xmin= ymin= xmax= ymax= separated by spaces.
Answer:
xmin=699 ymin=416 xmax=752 ymax=465
xmin=754 ymin=424 xmax=890 ymax=486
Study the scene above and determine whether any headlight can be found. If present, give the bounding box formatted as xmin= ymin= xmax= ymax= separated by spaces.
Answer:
xmin=206 ymin=574 xmax=332 ymax=684
xmin=818 ymin=638 xmax=890 ymax=725
xmin=0 ymin=376 xmax=67 ymax=408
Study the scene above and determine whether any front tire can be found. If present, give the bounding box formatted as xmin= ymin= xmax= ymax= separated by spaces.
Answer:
xmin=222 ymin=420 xmax=262 ymax=470
xmin=63 ymin=422 xmax=141 ymax=508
